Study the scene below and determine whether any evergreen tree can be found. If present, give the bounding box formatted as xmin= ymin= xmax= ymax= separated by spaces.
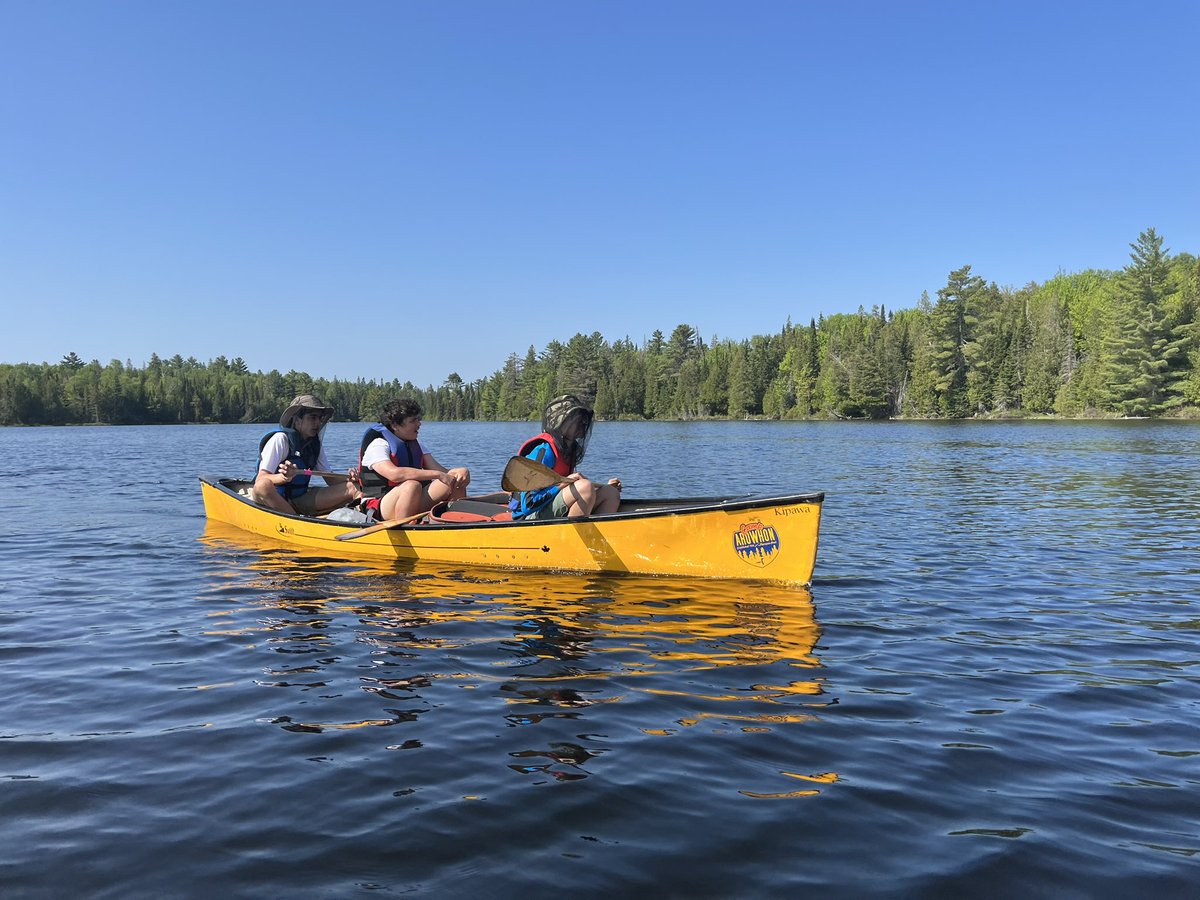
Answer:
xmin=802 ymin=319 xmax=820 ymax=415
xmin=899 ymin=297 xmax=937 ymax=416
xmin=698 ymin=341 xmax=730 ymax=416
xmin=1103 ymin=229 xmax=1188 ymax=415
xmin=643 ymin=330 xmax=667 ymax=417
xmin=726 ymin=343 xmax=751 ymax=417
xmin=931 ymin=266 xmax=984 ymax=417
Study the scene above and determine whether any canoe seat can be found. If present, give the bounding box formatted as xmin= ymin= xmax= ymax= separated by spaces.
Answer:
xmin=431 ymin=499 xmax=513 ymax=523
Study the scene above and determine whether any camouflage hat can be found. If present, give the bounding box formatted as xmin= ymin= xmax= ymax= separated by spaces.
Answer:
xmin=542 ymin=394 xmax=594 ymax=464
xmin=542 ymin=394 xmax=592 ymax=432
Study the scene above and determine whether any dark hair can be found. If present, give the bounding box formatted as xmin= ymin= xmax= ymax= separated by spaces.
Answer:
xmin=381 ymin=398 xmax=423 ymax=427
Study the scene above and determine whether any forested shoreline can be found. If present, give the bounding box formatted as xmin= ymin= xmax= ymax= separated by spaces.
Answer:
xmin=3 ymin=229 xmax=1197 ymax=426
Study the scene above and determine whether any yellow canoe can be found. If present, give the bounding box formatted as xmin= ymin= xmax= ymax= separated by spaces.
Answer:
xmin=199 ymin=475 xmax=823 ymax=585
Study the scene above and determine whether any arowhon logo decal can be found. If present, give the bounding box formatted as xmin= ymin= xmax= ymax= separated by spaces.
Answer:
xmin=732 ymin=520 xmax=780 ymax=568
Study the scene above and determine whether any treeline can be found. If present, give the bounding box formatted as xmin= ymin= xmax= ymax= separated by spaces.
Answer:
xmin=2 ymin=229 xmax=1197 ymax=426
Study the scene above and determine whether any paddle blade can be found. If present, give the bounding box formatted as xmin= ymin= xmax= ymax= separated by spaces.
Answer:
xmin=501 ymin=455 xmax=564 ymax=493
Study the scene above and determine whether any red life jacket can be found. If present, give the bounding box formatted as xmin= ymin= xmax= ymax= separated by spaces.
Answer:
xmin=508 ymin=432 xmax=574 ymax=519
xmin=517 ymin=432 xmax=572 ymax=476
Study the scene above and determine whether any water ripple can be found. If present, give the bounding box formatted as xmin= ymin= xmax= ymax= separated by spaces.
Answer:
xmin=1 ymin=422 xmax=1198 ymax=896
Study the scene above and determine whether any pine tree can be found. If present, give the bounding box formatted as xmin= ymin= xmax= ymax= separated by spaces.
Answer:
xmin=930 ymin=267 xmax=984 ymax=417
xmin=1103 ymin=229 xmax=1187 ymax=415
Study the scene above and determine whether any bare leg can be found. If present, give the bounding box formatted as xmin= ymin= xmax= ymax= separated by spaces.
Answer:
xmin=380 ymin=481 xmax=423 ymax=521
xmin=252 ymin=477 xmax=297 ymax=514
xmin=592 ymin=482 xmax=621 ymax=514
xmin=309 ymin=482 xmax=361 ymax=516
xmin=562 ymin=479 xmax=597 ymax=517
xmin=425 ymin=477 xmax=469 ymax=510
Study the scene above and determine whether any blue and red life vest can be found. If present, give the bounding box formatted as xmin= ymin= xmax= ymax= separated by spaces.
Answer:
xmin=258 ymin=427 xmax=321 ymax=499
xmin=509 ymin=432 xmax=572 ymax=519
xmin=357 ymin=424 xmax=425 ymax=499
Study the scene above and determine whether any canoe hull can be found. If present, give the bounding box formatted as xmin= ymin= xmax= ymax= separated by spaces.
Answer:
xmin=199 ymin=476 xmax=823 ymax=584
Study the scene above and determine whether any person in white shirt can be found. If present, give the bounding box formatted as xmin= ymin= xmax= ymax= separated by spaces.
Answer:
xmin=253 ymin=393 xmax=360 ymax=516
xmin=358 ymin=398 xmax=470 ymax=521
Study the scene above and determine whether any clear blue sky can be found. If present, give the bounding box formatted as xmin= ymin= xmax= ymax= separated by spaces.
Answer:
xmin=3 ymin=0 xmax=1197 ymax=387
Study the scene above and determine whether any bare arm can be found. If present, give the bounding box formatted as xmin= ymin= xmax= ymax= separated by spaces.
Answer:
xmin=368 ymin=458 xmax=444 ymax=484
xmin=423 ymin=453 xmax=470 ymax=489
xmin=255 ymin=457 xmax=302 ymax=491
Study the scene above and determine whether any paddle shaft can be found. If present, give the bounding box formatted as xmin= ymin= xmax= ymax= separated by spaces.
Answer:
xmin=335 ymin=509 xmax=426 ymax=541
xmin=303 ymin=469 xmax=351 ymax=483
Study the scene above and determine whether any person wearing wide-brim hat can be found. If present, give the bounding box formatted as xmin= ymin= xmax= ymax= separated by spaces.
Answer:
xmin=252 ymin=393 xmax=361 ymax=516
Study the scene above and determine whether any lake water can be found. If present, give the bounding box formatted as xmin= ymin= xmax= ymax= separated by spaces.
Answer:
xmin=1 ymin=420 xmax=1197 ymax=898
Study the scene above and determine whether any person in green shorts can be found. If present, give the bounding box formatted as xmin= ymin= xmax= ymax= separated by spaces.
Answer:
xmin=508 ymin=394 xmax=622 ymax=520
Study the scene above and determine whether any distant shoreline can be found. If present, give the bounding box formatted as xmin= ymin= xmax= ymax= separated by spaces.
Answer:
xmin=5 ymin=412 xmax=1198 ymax=427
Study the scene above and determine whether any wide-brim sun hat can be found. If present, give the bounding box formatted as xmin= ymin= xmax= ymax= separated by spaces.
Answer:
xmin=281 ymin=393 xmax=334 ymax=428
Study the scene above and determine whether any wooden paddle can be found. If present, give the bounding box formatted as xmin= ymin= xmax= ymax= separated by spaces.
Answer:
xmin=303 ymin=469 xmax=351 ymax=483
xmin=501 ymin=455 xmax=569 ymax=493
xmin=335 ymin=510 xmax=426 ymax=541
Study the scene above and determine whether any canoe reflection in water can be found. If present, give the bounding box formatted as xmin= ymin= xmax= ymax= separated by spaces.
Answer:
xmin=199 ymin=522 xmax=837 ymax=796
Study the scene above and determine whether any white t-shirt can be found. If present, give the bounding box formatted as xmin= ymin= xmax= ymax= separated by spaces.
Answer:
xmin=258 ymin=432 xmax=331 ymax=476
xmin=361 ymin=437 xmax=426 ymax=472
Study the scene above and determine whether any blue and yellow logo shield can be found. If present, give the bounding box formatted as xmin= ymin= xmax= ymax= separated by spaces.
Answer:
xmin=733 ymin=521 xmax=780 ymax=568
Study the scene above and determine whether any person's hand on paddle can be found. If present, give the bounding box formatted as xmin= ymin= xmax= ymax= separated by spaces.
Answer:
xmin=276 ymin=460 xmax=300 ymax=484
